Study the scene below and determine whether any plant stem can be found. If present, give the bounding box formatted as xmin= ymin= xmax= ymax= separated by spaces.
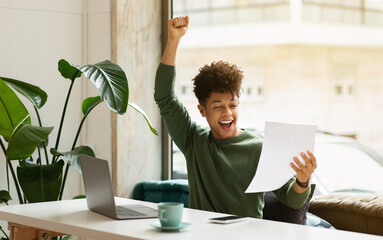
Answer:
xmin=0 ymin=139 xmax=10 ymax=192
xmin=60 ymin=109 xmax=93 ymax=200
xmin=0 ymin=226 xmax=9 ymax=239
xmin=53 ymin=79 xmax=75 ymax=163
xmin=6 ymin=159 xmax=10 ymax=191
xmin=34 ymin=106 xmax=50 ymax=164
xmin=7 ymin=158 xmax=24 ymax=204
xmin=40 ymin=163 xmax=45 ymax=202
xmin=42 ymin=141 xmax=49 ymax=165
xmin=59 ymin=116 xmax=86 ymax=200
xmin=71 ymin=114 xmax=88 ymax=150
xmin=37 ymin=147 xmax=42 ymax=165
xmin=0 ymin=138 xmax=6 ymax=155
xmin=59 ymin=164 xmax=69 ymax=200
xmin=58 ymin=116 xmax=82 ymax=200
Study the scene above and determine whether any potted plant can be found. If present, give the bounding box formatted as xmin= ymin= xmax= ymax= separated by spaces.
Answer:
xmin=0 ymin=59 xmax=157 ymax=206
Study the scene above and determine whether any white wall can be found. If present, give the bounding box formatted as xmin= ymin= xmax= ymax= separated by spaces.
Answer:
xmin=81 ymin=0 xmax=112 ymax=164
xmin=0 ymin=1 xmax=164 ymax=238
xmin=0 ymin=0 xmax=82 ymax=200
xmin=0 ymin=1 xmax=112 ymax=238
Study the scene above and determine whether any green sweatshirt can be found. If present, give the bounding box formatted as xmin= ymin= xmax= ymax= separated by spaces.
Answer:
xmin=154 ymin=63 xmax=310 ymax=218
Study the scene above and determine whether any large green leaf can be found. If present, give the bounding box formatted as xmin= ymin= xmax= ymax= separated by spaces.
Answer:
xmin=58 ymin=59 xmax=82 ymax=80
xmin=82 ymin=96 xmax=103 ymax=116
xmin=0 ymin=77 xmax=47 ymax=109
xmin=0 ymin=190 xmax=12 ymax=205
xmin=50 ymin=146 xmax=95 ymax=174
xmin=73 ymin=60 xmax=129 ymax=114
xmin=128 ymin=102 xmax=158 ymax=135
xmin=0 ymin=78 xmax=31 ymax=141
xmin=7 ymin=124 xmax=53 ymax=160
xmin=17 ymin=160 xmax=64 ymax=203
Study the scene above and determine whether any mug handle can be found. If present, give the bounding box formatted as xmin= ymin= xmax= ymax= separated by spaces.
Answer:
xmin=159 ymin=209 xmax=167 ymax=223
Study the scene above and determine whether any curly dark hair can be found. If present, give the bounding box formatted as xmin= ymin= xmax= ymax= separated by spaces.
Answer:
xmin=192 ymin=61 xmax=243 ymax=105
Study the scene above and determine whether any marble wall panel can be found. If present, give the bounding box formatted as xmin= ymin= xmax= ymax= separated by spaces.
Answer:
xmin=112 ymin=0 xmax=163 ymax=197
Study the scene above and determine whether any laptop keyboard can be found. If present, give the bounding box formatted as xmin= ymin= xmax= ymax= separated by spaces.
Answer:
xmin=116 ymin=206 xmax=146 ymax=216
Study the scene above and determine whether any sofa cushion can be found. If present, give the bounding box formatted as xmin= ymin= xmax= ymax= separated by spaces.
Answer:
xmin=263 ymin=184 xmax=316 ymax=225
xmin=309 ymin=194 xmax=383 ymax=235
xmin=306 ymin=212 xmax=335 ymax=229
xmin=133 ymin=180 xmax=189 ymax=207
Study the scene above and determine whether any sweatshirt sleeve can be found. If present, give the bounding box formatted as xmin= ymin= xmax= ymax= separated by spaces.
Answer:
xmin=154 ymin=63 xmax=176 ymax=101
xmin=154 ymin=63 xmax=196 ymax=153
xmin=272 ymin=177 xmax=311 ymax=209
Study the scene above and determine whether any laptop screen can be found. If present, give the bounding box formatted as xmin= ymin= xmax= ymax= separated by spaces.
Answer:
xmin=80 ymin=155 xmax=118 ymax=219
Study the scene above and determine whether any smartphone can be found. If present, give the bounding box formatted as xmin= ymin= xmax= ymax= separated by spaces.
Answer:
xmin=209 ymin=215 xmax=247 ymax=224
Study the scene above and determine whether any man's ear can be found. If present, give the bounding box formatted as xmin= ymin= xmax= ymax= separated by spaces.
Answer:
xmin=198 ymin=104 xmax=206 ymax=117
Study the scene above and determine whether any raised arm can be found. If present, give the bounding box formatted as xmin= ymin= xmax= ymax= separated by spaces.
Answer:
xmin=155 ymin=16 xmax=195 ymax=153
xmin=161 ymin=16 xmax=189 ymax=66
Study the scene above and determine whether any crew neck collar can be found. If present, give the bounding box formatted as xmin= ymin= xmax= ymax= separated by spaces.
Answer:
xmin=210 ymin=129 xmax=250 ymax=144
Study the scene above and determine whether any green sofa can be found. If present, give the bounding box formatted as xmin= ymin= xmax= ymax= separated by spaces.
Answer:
xmin=133 ymin=180 xmax=189 ymax=207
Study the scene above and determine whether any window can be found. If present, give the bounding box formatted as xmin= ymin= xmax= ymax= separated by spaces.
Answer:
xmin=170 ymin=0 xmax=383 ymax=196
xmin=241 ymin=65 xmax=265 ymax=101
xmin=330 ymin=65 xmax=356 ymax=99
xmin=302 ymin=0 xmax=383 ymax=26
xmin=173 ymin=0 xmax=290 ymax=26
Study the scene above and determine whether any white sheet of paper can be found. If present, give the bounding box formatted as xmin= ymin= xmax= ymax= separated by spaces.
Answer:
xmin=245 ymin=121 xmax=317 ymax=193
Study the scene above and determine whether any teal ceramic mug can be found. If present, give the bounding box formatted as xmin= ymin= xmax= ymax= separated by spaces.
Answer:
xmin=158 ymin=202 xmax=184 ymax=227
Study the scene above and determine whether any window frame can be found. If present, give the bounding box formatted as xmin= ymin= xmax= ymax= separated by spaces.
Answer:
xmin=161 ymin=0 xmax=173 ymax=180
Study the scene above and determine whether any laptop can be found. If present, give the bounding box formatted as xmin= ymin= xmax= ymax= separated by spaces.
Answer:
xmin=79 ymin=155 xmax=158 ymax=220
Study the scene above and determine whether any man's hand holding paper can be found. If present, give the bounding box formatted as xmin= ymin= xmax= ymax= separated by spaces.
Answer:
xmin=291 ymin=150 xmax=317 ymax=193
xmin=245 ymin=121 xmax=317 ymax=193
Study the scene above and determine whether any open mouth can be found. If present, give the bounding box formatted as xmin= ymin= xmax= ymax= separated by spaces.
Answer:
xmin=219 ymin=120 xmax=233 ymax=129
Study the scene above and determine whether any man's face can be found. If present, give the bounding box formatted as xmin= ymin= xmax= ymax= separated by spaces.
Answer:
xmin=198 ymin=92 xmax=241 ymax=139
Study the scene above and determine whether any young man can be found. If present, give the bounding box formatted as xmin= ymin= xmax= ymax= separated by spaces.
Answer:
xmin=154 ymin=16 xmax=317 ymax=218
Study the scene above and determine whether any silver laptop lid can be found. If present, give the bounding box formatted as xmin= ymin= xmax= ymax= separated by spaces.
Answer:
xmin=80 ymin=155 xmax=118 ymax=219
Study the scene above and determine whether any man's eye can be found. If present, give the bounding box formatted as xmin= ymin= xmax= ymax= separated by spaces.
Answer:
xmin=231 ymin=105 xmax=238 ymax=108
xmin=214 ymin=106 xmax=221 ymax=110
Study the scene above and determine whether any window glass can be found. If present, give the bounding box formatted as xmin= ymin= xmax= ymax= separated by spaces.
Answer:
xmin=302 ymin=0 xmax=383 ymax=26
xmin=171 ymin=0 xmax=383 ymax=196
xmin=365 ymin=0 xmax=383 ymax=10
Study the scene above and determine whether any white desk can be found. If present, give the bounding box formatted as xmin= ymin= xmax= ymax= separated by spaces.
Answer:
xmin=0 ymin=197 xmax=383 ymax=240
